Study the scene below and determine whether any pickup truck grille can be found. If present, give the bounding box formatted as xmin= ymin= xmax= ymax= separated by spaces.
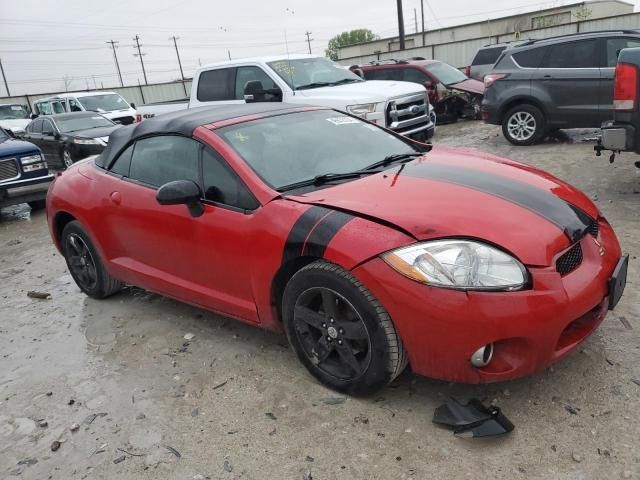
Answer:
xmin=386 ymin=94 xmax=430 ymax=135
xmin=0 ymin=158 xmax=19 ymax=182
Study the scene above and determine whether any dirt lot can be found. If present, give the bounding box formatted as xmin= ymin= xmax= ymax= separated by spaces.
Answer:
xmin=1 ymin=121 xmax=639 ymax=480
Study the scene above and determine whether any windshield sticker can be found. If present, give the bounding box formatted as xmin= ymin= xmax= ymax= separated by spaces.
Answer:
xmin=232 ymin=131 xmax=250 ymax=143
xmin=270 ymin=61 xmax=295 ymax=79
xmin=326 ymin=117 xmax=359 ymax=125
xmin=11 ymin=105 xmax=23 ymax=110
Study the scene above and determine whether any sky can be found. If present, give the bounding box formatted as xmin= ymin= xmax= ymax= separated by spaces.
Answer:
xmin=1 ymin=0 xmax=638 ymax=96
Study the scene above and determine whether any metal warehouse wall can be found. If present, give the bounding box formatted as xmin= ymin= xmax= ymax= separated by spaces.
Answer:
xmin=337 ymin=12 xmax=640 ymax=68
xmin=0 ymin=80 xmax=192 ymax=110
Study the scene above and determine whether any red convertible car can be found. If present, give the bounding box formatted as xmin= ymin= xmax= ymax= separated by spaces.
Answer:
xmin=46 ymin=104 xmax=627 ymax=395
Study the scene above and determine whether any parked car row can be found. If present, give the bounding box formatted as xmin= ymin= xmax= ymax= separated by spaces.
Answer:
xmin=32 ymin=92 xmax=140 ymax=125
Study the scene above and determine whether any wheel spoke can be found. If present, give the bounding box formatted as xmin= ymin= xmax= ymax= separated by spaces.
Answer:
xmin=68 ymin=236 xmax=82 ymax=257
xmin=294 ymin=305 xmax=327 ymax=330
xmin=68 ymin=256 xmax=83 ymax=268
xmin=311 ymin=336 xmax=334 ymax=365
xmin=321 ymin=290 xmax=340 ymax=320
xmin=339 ymin=320 xmax=368 ymax=340
xmin=335 ymin=341 xmax=362 ymax=375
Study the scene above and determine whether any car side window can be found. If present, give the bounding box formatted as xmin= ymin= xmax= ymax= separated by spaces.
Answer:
xmin=364 ymin=68 xmax=402 ymax=81
xmin=30 ymin=119 xmax=43 ymax=134
xmin=512 ymin=47 xmax=547 ymax=68
xmin=402 ymin=68 xmax=429 ymax=84
xmin=234 ymin=67 xmax=277 ymax=99
xmin=128 ymin=135 xmax=200 ymax=188
xmin=197 ymin=68 xmax=235 ymax=102
xmin=202 ymin=148 xmax=259 ymax=211
xmin=38 ymin=102 xmax=52 ymax=115
xmin=52 ymin=102 xmax=66 ymax=114
xmin=42 ymin=120 xmax=55 ymax=135
xmin=69 ymin=98 xmax=83 ymax=112
xmin=542 ymin=39 xmax=600 ymax=69
xmin=109 ymin=144 xmax=134 ymax=177
xmin=606 ymin=38 xmax=640 ymax=67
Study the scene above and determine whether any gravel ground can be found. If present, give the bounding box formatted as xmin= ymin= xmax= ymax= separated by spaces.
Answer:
xmin=1 ymin=121 xmax=639 ymax=480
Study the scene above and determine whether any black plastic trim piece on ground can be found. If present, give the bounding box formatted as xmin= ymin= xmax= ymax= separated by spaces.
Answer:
xmin=432 ymin=398 xmax=515 ymax=438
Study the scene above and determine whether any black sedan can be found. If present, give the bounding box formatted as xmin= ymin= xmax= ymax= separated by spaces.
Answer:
xmin=23 ymin=112 xmax=120 ymax=169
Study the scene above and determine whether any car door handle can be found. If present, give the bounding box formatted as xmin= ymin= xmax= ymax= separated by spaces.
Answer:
xmin=109 ymin=191 xmax=122 ymax=206
xmin=543 ymin=75 xmax=553 ymax=79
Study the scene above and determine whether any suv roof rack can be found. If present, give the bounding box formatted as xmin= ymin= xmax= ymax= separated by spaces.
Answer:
xmin=361 ymin=59 xmax=412 ymax=67
xmin=520 ymin=29 xmax=640 ymax=47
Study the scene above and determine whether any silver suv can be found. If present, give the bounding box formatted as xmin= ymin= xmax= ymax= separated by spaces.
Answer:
xmin=482 ymin=30 xmax=640 ymax=145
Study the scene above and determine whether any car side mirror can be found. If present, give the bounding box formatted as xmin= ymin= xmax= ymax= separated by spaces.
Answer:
xmin=30 ymin=113 xmax=38 ymax=119
xmin=244 ymin=80 xmax=266 ymax=103
xmin=54 ymin=132 xmax=61 ymax=140
xmin=156 ymin=180 xmax=204 ymax=217
xmin=130 ymin=102 xmax=136 ymax=109
xmin=424 ymin=80 xmax=434 ymax=89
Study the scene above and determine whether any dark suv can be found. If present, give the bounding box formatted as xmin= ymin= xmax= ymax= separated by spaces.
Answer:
xmin=482 ymin=30 xmax=640 ymax=145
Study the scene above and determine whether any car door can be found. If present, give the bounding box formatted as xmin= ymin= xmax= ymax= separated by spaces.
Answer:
xmin=39 ymin=119 xmax=60 ymax=165
xmin=538 ymin=38 xmax=602 ymax=127
xmin=101 ymin=134 xmax=261 ymax=322
xmin=23 ymin=119 xmax=43 ymax=150
xmin=600 ymin=36 xmax=640 ymax=121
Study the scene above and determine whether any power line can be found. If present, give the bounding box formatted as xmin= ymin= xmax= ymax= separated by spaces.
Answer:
xmin=106 ymin=40 xmax=124 ymax=87
xmin=133 ymin=34 xmax=148 ymax=85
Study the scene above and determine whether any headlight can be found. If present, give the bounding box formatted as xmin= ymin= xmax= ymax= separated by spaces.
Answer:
xmin=20 ymin=154 xmax=44 ymax=165
xmin=382 ymin=240 xmax=528 ymax=291
xmin=73 ymin=138 xmax=99 ymax=145
xmin=346 ymin=103 xmax=377 ymax=115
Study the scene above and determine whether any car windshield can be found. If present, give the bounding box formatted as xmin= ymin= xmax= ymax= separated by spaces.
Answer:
xmin=0 ymin=129 xmax=9 ymax=142
xmin=76 ymin=94 xmax=129 ymax=112
xmin=0 ymin=104 xmax=29 ymax=120
xmin=56 ymin=115 xmax=114 ymax=133
xmin=267 ymin=57 xmax=363 ymax=90
xmin=219 ymin=110 xmax=420 ymax=190
xmin=424 ymin=62 xmax=468 ymax=85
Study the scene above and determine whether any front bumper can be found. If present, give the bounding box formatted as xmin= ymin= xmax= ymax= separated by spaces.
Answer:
xmin=353 ymin=221 xmax=623 ymax=384
xmin=0 ymin=174 xmax=54 ymax=208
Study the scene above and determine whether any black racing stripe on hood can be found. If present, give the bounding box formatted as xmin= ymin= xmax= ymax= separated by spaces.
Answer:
xmin=403 ymin=162 xmax=592 ymax=242
xmin=302 ymin=211 xmax=355 ymax=258
xmin=282 ymin=206 xmax=332 ymax=264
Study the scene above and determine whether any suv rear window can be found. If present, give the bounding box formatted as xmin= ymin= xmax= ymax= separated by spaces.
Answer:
xmin=512 ymin=47 xmax=547 ymax=68
xmin=472 ymin=47 xmax=507 ymax=66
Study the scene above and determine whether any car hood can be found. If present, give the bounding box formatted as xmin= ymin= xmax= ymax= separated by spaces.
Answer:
xmin=296 ymin=80 xmax=425 ymax=104
xmin=0 ymin=119 xmax=31 ymax=132
xmin=449 ymin=78 xmax=485 ymax=95
xmin=285 ymin=146 xmax=599 ymax=266
xmin=71 ymin=125 xmax=120 ymax=139
xmin=0 ymin=137 xmax=40 ymax=157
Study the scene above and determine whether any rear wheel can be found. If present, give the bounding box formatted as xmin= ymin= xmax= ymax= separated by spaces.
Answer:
xmin=61 ymin=221 xmax=123 ymax=298
xmin=502 ymin=104 xmax=545 ymax=146
xmin=282 ymin=260 xmax=407 ymax=396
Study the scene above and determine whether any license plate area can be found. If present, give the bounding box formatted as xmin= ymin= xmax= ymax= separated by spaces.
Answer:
xmin=609 ymin=255 xmax=629 ymax=310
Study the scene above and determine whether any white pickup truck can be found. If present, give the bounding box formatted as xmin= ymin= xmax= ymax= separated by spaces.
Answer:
xmin=138 ymin=54 xmax=435 ymax=141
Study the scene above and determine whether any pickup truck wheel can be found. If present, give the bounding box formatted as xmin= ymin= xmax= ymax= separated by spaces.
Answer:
xmin=28 ymin=200 xmax=46 ymax=210
xmin=61 ymin=221 xmax=123 ymax=298
xmin=282 ymin=260 xmax=408 ymax=396
xmin=502 ymin=104 xmax=545 ymax=146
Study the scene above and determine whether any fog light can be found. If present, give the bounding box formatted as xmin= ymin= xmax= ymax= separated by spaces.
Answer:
xmin=471 ymin=343 xmax=494 ymax=368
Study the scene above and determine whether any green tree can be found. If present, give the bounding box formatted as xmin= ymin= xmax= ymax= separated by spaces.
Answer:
xmin=326 ymin=29 xmax=378 ymax=61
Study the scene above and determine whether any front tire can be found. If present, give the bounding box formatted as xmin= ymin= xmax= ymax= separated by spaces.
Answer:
xmin=61 ymin=221 xmax=123 ymax=298
xmin=282 ymin=260 xmax=408 ymax=396
xmin=502 ymin=104 xmax=546 ymax=146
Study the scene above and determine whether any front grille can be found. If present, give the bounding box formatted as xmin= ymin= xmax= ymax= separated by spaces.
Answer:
xmin=587 ymin=221 xmax=599 ymax=238
xmin=385 ymin=94 xmax=429 ymax=133
xmin=556 ymin=242 xmax=583 ymax=276
xmin=113 ymin=116 xmax=134 ymax=125
xmin=0 ymin=158 xmax=19 ymax=182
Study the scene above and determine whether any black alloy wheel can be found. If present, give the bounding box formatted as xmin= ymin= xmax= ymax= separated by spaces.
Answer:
xmin=65 ymin=233 xmax=98 ymax=291
xmin=293 ymin=287 xmax=371 ymax=380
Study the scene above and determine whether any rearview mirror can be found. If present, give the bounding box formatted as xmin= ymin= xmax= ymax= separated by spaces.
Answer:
xmin=156 ymin=180 xmax=204 ymax=217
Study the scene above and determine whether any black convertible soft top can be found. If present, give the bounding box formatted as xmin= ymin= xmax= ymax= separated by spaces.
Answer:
xmin=95 ymin=103 xmax=317 ymax=168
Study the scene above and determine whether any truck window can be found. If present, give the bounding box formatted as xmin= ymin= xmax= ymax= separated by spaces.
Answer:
xmin=606 ymin=38 xmax=640 ymax=67
xmin=234 ymin=67 xmax=277 ymax=100
xmin=542 ymin=39 xmax=600 ymax=69
xmin=38 ymin=102 xmax=52 ymax=115
xmin=52 ymin=101 xmax=66 ymax=114
xmin=197 ymin=68 xmax=235 ymax=102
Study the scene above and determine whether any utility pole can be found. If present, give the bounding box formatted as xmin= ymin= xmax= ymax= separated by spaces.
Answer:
xmin=420 ymin=0 xmax=426 ymax=47
xmin=414 ymin=8 xmax=418 ymax=34
xmin=170 ymin=35 xmax=187 ymax=96
xmin=106 ymin=40 xmax=124 ymax=87
xmin=0 ymin=58 xmax=9 ymax=96
xmin=133 ymin=34 xmax=148 ymax=85
xmin=305 ymin=31 xmax=313 ymax=54
xmin=396 ymin=0 xmax=405 ymax=50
